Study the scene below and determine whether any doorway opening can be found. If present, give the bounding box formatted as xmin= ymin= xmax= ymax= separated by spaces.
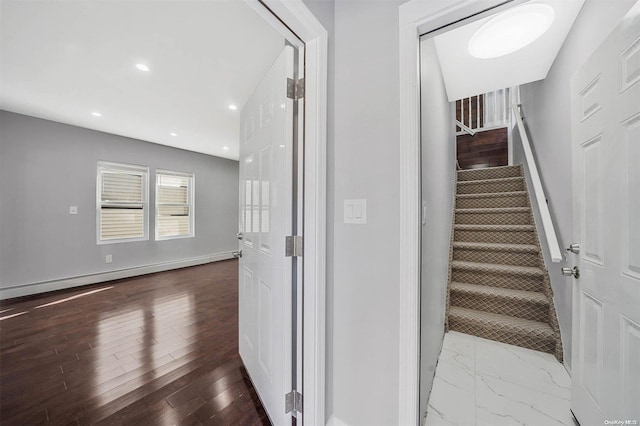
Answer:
xmin=401 ymin=0 xmax=585 ymax=424
xmin=0 ymin=0 xmax=327 ymax=424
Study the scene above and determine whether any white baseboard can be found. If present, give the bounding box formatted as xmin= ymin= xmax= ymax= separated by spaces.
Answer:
xmin=0 ymin=251 xmax=235 ymax=300
xmin=326 ymin=415 xmax=349 ymax=426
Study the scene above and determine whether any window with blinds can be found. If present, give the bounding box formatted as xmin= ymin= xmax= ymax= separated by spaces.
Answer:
xmin=97 ymin=161 xmax=149 ymax=244
xmin=155 ymin=170 xmax=194 ymax=240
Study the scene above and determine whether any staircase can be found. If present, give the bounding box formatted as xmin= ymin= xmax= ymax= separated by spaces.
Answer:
xmin=446 ymin=164 xmax=563 ymax=362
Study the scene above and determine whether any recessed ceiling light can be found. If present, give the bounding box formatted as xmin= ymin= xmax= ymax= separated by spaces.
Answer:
xmin=91 ymin=112 xmax=102 ymax=117
xmin=468 ymin=3 xmax=555 ymax=59
xmin=228 ymin=105 xmax=238 ymax=111
xmin=170 ymin=132 xmax=178 ymax=137
xmin=223 ymin=146 xmax=229 ymax=150
xmin=136 ymin=63 xmax=150 ymax=72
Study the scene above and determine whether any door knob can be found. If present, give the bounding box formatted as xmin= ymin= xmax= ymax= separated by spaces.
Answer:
xmin=566 ymin=243 xmax=580 ymax=254
xmin=561 ymin=266 xmax=579 ymax=279
xmin=232 ymin=249 xmax=243 ymax=258
xmin=237 ymin=232 xmax=244 ymax=240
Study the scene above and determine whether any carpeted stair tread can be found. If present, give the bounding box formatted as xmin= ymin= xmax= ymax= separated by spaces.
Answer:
xmin=453 ymin=241 xmax=538 ymax=253
xmin=452 ymin=241 xmax=541 ymax=268
xmin=456 ymin=191 xmax=527 ymax=199
xmin=457 ymin=165 xmax=522 ymax=181
xmin=456 ymin=192 xmax=529 ymax=209
xmin=454 ymin=207 xmax=533 ymax=225
xmin=457 ymin=176 xmax=524 ymax=185
xmin=455 ymin=207 xmax=530 ymax=214
xmin=450 ymin=282 xmax=549 ymax=321
xmin=449 ymin=306 xmax=555 ymax=341
xmin=456 ymin=177 xmax=526 ymax=195
xmin=450 ymin=282 xmax=548 ymax=305
xmin=447 ymin=164 xmax=563 ymax=360
xmin=454 ymin=224 xmax=534 ymax=231
xmin=452 ymin=260 xmax=544 ymax=276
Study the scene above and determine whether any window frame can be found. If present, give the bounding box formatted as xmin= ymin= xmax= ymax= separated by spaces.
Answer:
xmin=96 ymin=161 xmax=149 ymax=245
xmin=154 ymin=169 xmax=195 ymax=241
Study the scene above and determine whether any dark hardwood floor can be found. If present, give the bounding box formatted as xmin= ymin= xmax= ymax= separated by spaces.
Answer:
xmin=456 ymin=127 xmax=508 ymax=169
xmin=0 ymin=259 xmax=270 ymax=426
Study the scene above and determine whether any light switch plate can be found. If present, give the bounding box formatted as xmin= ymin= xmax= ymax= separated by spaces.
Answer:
xmin=69 ymin=206 xmax=78 ymax=215
xmin=344 ymin=199 xmax=367 ymax=224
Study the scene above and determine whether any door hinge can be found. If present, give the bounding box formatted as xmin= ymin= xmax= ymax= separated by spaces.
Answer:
xmin=285 ymin=390 xmax=303 ymax=414
xmin=285 ymin=235 xmax=303 ymax=257
xmin=287 ymin=78 xmax=304 ymax=100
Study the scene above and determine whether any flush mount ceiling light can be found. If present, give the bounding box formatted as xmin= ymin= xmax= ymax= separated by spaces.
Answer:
xmin=136 ymin=63 xmax=150 ymax=72
xmin=228 ymin=104 xmax=238 ymax=111
xmin=91 ymin=112 xmax=102 ymax=117
xmin=170 ymin=132 xmax=178 ymax=137
xmin=468 ymin=3 xmax=555 ymax=59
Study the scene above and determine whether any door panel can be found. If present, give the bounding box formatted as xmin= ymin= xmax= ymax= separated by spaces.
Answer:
xmin=622 ymin=115 xmax=640 ymax=279
xmin=578 ymin=292 xmax=603 ymax=406
xmin=581 ymin=136 xmax=604 ymax=265
xmin=621 ymin=316 xmax=640 ymax=420
xmin=242 ymin=267 xmax=255 ymax=350
xmin=239 ymin=45 xmax=295 ymax=426
xmin=570 ymin=3 xmax=640 ymax=424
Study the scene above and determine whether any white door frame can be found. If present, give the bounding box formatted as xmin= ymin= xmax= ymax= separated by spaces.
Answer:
xmin=244 ymin=1 xmax=327 ymax=425
xmin=398 ymin=1 xmax=517 ymax=424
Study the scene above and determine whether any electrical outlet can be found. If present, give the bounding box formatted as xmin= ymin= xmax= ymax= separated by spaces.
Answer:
xmin=105 ymin=255 xmax=112 ymax=263
xmin=69 ymin=206 xmax=78 ymax=215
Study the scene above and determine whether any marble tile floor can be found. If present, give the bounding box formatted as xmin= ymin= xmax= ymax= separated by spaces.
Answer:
xmin=424 ymin=331 xmax=577 ymax=426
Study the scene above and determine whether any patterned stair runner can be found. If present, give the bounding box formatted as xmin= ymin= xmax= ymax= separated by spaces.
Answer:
xmin=445 ymin=164 xmax=563 ymax=361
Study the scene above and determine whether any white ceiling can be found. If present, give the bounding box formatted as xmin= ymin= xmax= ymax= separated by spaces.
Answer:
xmin=432 ymin=0 xmax=585 ymax=101
xmin=0 ymin=0 xmax=285 ymax=160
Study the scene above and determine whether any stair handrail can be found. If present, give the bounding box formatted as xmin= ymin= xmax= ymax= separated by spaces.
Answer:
xmin=455 ymin=120 xmax=476 ymax=136
xmin=511 ymin=104 xmax=563 ymax=263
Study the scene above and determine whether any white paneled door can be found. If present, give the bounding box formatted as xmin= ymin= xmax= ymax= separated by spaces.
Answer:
xmin=238 ymin=45 xmax=297 ymax=425
xmin=570 ymin=3 xmax=640 ymax=425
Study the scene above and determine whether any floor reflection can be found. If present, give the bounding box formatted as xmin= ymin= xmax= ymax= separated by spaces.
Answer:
xmin=0 ymin=260 xmax=269 ymax=425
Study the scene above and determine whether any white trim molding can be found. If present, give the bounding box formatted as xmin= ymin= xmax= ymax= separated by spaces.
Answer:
xmin=398 ymin=1 xmax=518 ymax=424
xmin=246 ymin=1 xmax=328 ymax=424
xmin=326 ymin=415 xmax=349 ymax=426
xmin=0 ymin=252 xmax=235 ymax=300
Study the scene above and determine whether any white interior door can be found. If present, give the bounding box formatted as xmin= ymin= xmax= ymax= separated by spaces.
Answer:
xmin=239 ymin=45 xmax=295 ymax=426
xmin=570 ymin=3 xmax=640 ymax=425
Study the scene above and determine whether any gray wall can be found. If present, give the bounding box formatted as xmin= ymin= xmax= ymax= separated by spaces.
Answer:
xmin=0 ymin=110 xmax=239 ymax=296
xmin=328 ymin=1 xmax=405 ymax=424
xmin=419 ymin=38 xmax=456 ymax=419
xmin=306 ymin=0 xmax=406 ymax=424
xmin=515 ymin=0 xmax=636 ymax=371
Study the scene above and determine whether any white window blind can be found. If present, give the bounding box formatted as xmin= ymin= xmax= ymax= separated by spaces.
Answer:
xmin=97 ymin=161 xmax=148 ymax=243
xmin=156 ymin=170 xmax=194 ymax=240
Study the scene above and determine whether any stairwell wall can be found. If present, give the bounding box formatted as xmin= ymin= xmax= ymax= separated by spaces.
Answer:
xmin=418 ymin=37 xmax=456 ymax=419
xmin=514 ymin=0 xmax=636 ymax=372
